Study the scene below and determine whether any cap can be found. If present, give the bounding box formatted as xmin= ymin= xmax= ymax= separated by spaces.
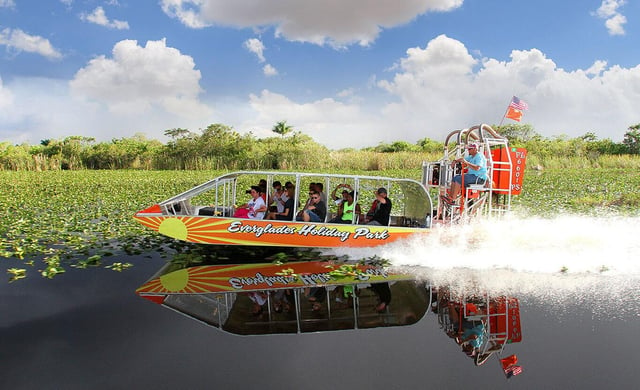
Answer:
xmin=341 ymin=189 xmax=349 ymax=194
xmin=467 ymin=143 xmax=478 ymax=149
xmin=377 ymin=187 xmax=387 ymax=194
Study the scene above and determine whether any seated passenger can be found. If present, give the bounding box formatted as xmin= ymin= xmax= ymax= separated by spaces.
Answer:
xmin=233 ymin=185 xmax=267 ymax=219
xmin=266 ymin=185 xmax=295 ymax=221
xmin=366 ymin=187 xmax=392 ymax=226
xmin=296 ymin=190 xmax=326 ymax=222
xmin=329 ymin=191 xmax=361 ymax=224
xmin=269 ymin=181 xmax=286 ymax=213
xmin=331 ymin=184 xmax=352 ymax=205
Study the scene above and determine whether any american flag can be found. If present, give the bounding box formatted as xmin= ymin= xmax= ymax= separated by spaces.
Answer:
xmin=509 ymin=96 xmax=528 ymax=111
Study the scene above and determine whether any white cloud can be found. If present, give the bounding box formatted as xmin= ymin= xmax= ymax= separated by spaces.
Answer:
xmin=80 ymin=6 xmax=129 ymax=30
xmin=233 ymin=35 xmax=640 ymax=148
xmin=70 ymin=38 xmax=210 ymax=118
xmin=0 ymin=28 xmax=63 ymax=59
xmin=263 ymin=64 xmax=278 ymax=77
xmin=0 ymin=0 xmax=15 ymax=8
xmin=3 ymin=35 xmax=640 ymax=149
xmin=594 ymin=0 xmax=627 ymax=36
xmin=244 ymin=38 xmax=265 ymax=62
xmin=160 ymin=0 xmax=463 ymax=46
xmin=160 ymin=0 xmax=211 ymax=28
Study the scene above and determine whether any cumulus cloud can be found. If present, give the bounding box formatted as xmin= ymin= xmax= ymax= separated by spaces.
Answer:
xmin=244 ymin=38 xmax=266 ymax=62
xmin=263 ymin=64 xmax=278 ymax=77
xmin=0 ymin=28 xmax=63 ymax=59
xmin=160 ymin=0 xmax=463 ymax=46
xmin=594 ymin=0 xmax=627 ymax=35
xmin=3 ymin=34 xmax=640 ymax=149
xmin=236 ymin=35 xmax=640 ymax=148
xmin=0 ymin=0 xmax=16 ymax=8
xmin=70 ymin=38 xmax=210 ymax=118
xmin=80 ymin=6 xmax=130 ymax=30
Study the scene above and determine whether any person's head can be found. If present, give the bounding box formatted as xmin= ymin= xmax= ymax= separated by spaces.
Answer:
xmin=309 ymin=191 xmax=321 ymax=203
xmin=286 ymin=185 xmax=295 ymax=197
xmin=308 ymin=182 xmax=316 ymax=191
xmin=346 ymin=191 xmax=355 ymax=203
xmin=273 ymin=181 xmax=282 ymax=191
xmin=467 ymin=143 xmax=478 ymax=155
xmin=247 ymin=185 xmax=261 ymax=199
xmin=377 ymin=187 xmax=387 ymax=198
xmin=285 ymin=181 xmax=293 ymax=189
xmin=316 ymin=182 xmax=324 ymax=191
xmin=341 ymin=189 xmax=349 ymax=200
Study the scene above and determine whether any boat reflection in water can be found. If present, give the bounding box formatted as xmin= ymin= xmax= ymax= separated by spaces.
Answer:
xmin=137 ymin=253 xmax=430 ymax=335
xmin=432 ymin=287 xmax=524 ymax=377
xmin=137 ymin=250 xmax=523 ymax=377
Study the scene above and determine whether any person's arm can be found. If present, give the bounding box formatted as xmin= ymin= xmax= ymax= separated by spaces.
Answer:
xmin=376 ymin=193 xmax=388 ymax=204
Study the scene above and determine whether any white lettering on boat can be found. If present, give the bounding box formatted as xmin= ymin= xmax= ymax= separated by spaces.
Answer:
xmin=228 ymin=272 xmax=297 ymax=289
xmin=227 ymin=221 xmax=297 ymax=237
xmin=226 ymin=221 xmax=389 ymax=242
xmin=352 ymin=227 xmax=389 ymax=240
xmin=297 ymin=224 xmax=351 ymax=242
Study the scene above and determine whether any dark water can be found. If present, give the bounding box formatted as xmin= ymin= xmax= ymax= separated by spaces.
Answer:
xmin=2 ymin=249 xmax=639 ymax=390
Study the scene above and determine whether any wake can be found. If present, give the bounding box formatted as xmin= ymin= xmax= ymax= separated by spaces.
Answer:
xmin=327 ymin=215 xmax=640 ymax=316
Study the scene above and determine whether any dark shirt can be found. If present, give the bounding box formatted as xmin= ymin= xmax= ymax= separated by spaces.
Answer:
xmin=314 ymin=200 xmax=327 ymax=221
xmin=276 ymin=198 xmax=295 ymax=221
xmin=372 ymin=198 xmax=392 ymax=225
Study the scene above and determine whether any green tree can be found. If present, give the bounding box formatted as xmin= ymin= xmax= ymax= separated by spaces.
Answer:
xmin=272 ymin=120 xmax=293 ymax=137
xmin=494 ymin=124 xmax=538 ymax=144
xmin=623 ymin=124 xmax=640 ymax=154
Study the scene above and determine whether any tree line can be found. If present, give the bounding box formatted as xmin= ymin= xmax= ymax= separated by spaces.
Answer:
xmin=1 ymin=122 xmax=639 ymax=171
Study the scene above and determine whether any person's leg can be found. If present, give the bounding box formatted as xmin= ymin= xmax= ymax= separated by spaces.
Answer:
xmin=447 ymin=175 xmax=462 ymax=202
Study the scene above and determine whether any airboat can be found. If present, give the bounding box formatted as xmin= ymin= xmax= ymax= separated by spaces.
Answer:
xmin=133 ymin=124 xmax=527 ymax=248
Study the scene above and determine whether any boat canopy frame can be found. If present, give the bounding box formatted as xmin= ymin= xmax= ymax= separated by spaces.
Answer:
xmin=158 ymin=170 xmax=434 ymax=228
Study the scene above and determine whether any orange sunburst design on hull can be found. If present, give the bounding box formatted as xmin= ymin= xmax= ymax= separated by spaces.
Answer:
xmin=136 ymin=263 xmax=285 ymax=294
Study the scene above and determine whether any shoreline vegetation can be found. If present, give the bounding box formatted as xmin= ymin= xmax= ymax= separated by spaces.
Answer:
xmin=1 ymin=123 xmax=640 ymax=171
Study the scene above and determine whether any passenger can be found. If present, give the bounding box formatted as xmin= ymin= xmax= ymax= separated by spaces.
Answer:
xmin=442 ymin=143 xmax=487 ymax=205
xmin=315 ymin=182 xmax=328 ymax=205
xmin=272 ymin=289 xmax=292 ymax=313
xmin=258 ymin=179 xmax=268 ymax=202
xmin=366 ymin=187 xmax=392 ymax=226
xmin=266 ymin=185 xmax=295 ymax=221
xmin=269 ymin=181 xmax=286 ymax=213
xmin=371 ymin=282 xmax=392 ymax=313
xmin=306 ymin=286 xmax=327 ymax=312
xmin=331 ymin=183 xmax=352 ymax=205
xmin=329 ymin=190 xmax=361 ymax=224
xmin=296 ymin=190 xmax=326 ymax=222
xmin=233 ymin=185 xmax=267 ymax=219
xmin=247 ymin=291 xmax=268 ymax=316
xmin=302 ymin=183 xmax=316 ymax=210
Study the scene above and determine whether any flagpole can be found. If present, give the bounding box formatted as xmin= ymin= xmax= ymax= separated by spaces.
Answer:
xmin=498 ymin=96 xmax=514 ymax=127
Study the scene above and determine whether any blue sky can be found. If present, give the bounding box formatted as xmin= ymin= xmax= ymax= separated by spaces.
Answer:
xmin=1 ymin=0 xmax=638 ymax=149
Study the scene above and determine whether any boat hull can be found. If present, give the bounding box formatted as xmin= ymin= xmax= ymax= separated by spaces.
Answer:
xmin=134 ymin=212 xmax=426 ymax=248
